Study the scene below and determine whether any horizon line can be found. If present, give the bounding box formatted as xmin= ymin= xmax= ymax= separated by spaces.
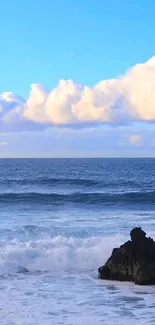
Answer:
xmin=0 ymin=157 xmax=155 ymax=159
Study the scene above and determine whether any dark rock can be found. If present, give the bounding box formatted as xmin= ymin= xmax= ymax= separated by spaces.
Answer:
xmin=130 ymin=227 xmax=146 ymax=242
xmin=17 ymin=266 xmax=29 ymax=273
xmin=98 ymin=227 xmax=155 ymax=285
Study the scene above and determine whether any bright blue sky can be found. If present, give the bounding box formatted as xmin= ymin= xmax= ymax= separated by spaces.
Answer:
xmin=0 ymin=0 xmax=154 ymax=97
xmin=0 ymin=0 xmax=155 ymax=157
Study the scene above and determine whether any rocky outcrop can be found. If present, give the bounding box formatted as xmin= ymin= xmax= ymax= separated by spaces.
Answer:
xmin=98 ymin=227 xmax=155 ymax=285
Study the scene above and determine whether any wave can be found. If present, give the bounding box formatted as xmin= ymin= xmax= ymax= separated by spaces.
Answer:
xmin=0 ymin=235 xmax=125 ymax=275
xmin=1 ymin=230 xmax=155 ymax=276
xmin=0 ymin=177 xmax=152 ymax=190
xmin=2 ymin=231 xmax=155 ymax=276
xmin=0 ymin=177 xmax=98 ymax=187
xmin=0 ymin=190 xmax=155 ymax=205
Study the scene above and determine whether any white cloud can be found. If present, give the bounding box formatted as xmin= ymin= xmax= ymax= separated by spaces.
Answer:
xmin=129 ymin=134 xmax=143 ymax=145
xmin=0 ymin=141 xmax=8 ymax=146
xmin=2 ymin=124 xmax=155 ymax=157
xmin=1 ymin=56 xmax=155 ymax=131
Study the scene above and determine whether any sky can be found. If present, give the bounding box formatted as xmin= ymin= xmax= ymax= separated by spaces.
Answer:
xmin=0 ymin=0 xmax=155 ymax=157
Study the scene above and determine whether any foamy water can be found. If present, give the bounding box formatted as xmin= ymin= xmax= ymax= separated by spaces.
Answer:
xmin=0 ymin=232 xmax=155 ymax=325
xmin=1 ymin=158 xmax=155 ymax=324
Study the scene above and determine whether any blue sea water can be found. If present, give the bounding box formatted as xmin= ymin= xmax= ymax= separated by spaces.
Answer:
xmin=0 ymin=158 xmax=155 ymax=324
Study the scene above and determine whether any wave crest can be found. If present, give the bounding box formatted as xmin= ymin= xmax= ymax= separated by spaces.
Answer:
xmin=1 ymin=191 xmax=155 ymax=205
xmin=0 ymin=235 xmax=125 ymax=275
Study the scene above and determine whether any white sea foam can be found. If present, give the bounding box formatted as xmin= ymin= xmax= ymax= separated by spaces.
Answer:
xmin=0 ymin=228 xmax=155 ymax=324
xmin=0 ymin=234 xmax=127 ymax=275
xmin=1 ymin=230 xmax=155 ymax=276
xmin=0 ymin=234 xmax=155 ymax=325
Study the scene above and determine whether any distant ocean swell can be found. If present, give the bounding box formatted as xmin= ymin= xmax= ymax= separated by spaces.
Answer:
xmin=0 ymin=177 xmax=153 ymax=189
xmin=0 ymin=191 xmax=155 ymax=205
xmin=0 ymin=178 xmax=98 ymax=187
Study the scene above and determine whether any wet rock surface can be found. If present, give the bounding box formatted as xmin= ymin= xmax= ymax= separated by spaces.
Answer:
xmin=98 ymin=227 xmax=155 ymax=285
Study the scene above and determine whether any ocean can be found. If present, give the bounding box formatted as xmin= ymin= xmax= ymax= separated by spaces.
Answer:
xmin=0 ymin=158 xmax=155 ymax=324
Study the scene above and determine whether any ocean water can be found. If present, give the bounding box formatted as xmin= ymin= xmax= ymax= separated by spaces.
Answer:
xmin=0 ymin=158 xmax=155 ymax=325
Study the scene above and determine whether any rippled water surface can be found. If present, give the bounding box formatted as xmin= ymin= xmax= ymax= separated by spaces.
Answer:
xmin=0 ymin=158 xmax=155 ymax=324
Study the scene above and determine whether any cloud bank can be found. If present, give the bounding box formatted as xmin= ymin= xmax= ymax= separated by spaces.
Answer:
xmin=1 ymin=56 xmax=155 ymax=132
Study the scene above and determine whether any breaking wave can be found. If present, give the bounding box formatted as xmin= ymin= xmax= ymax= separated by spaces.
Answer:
xmin=0 ymin=235 xmax=126 ymax=275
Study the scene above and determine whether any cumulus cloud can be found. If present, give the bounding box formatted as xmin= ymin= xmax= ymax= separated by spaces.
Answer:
xmin=1 ymin=56 xmax=155 ymax=131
